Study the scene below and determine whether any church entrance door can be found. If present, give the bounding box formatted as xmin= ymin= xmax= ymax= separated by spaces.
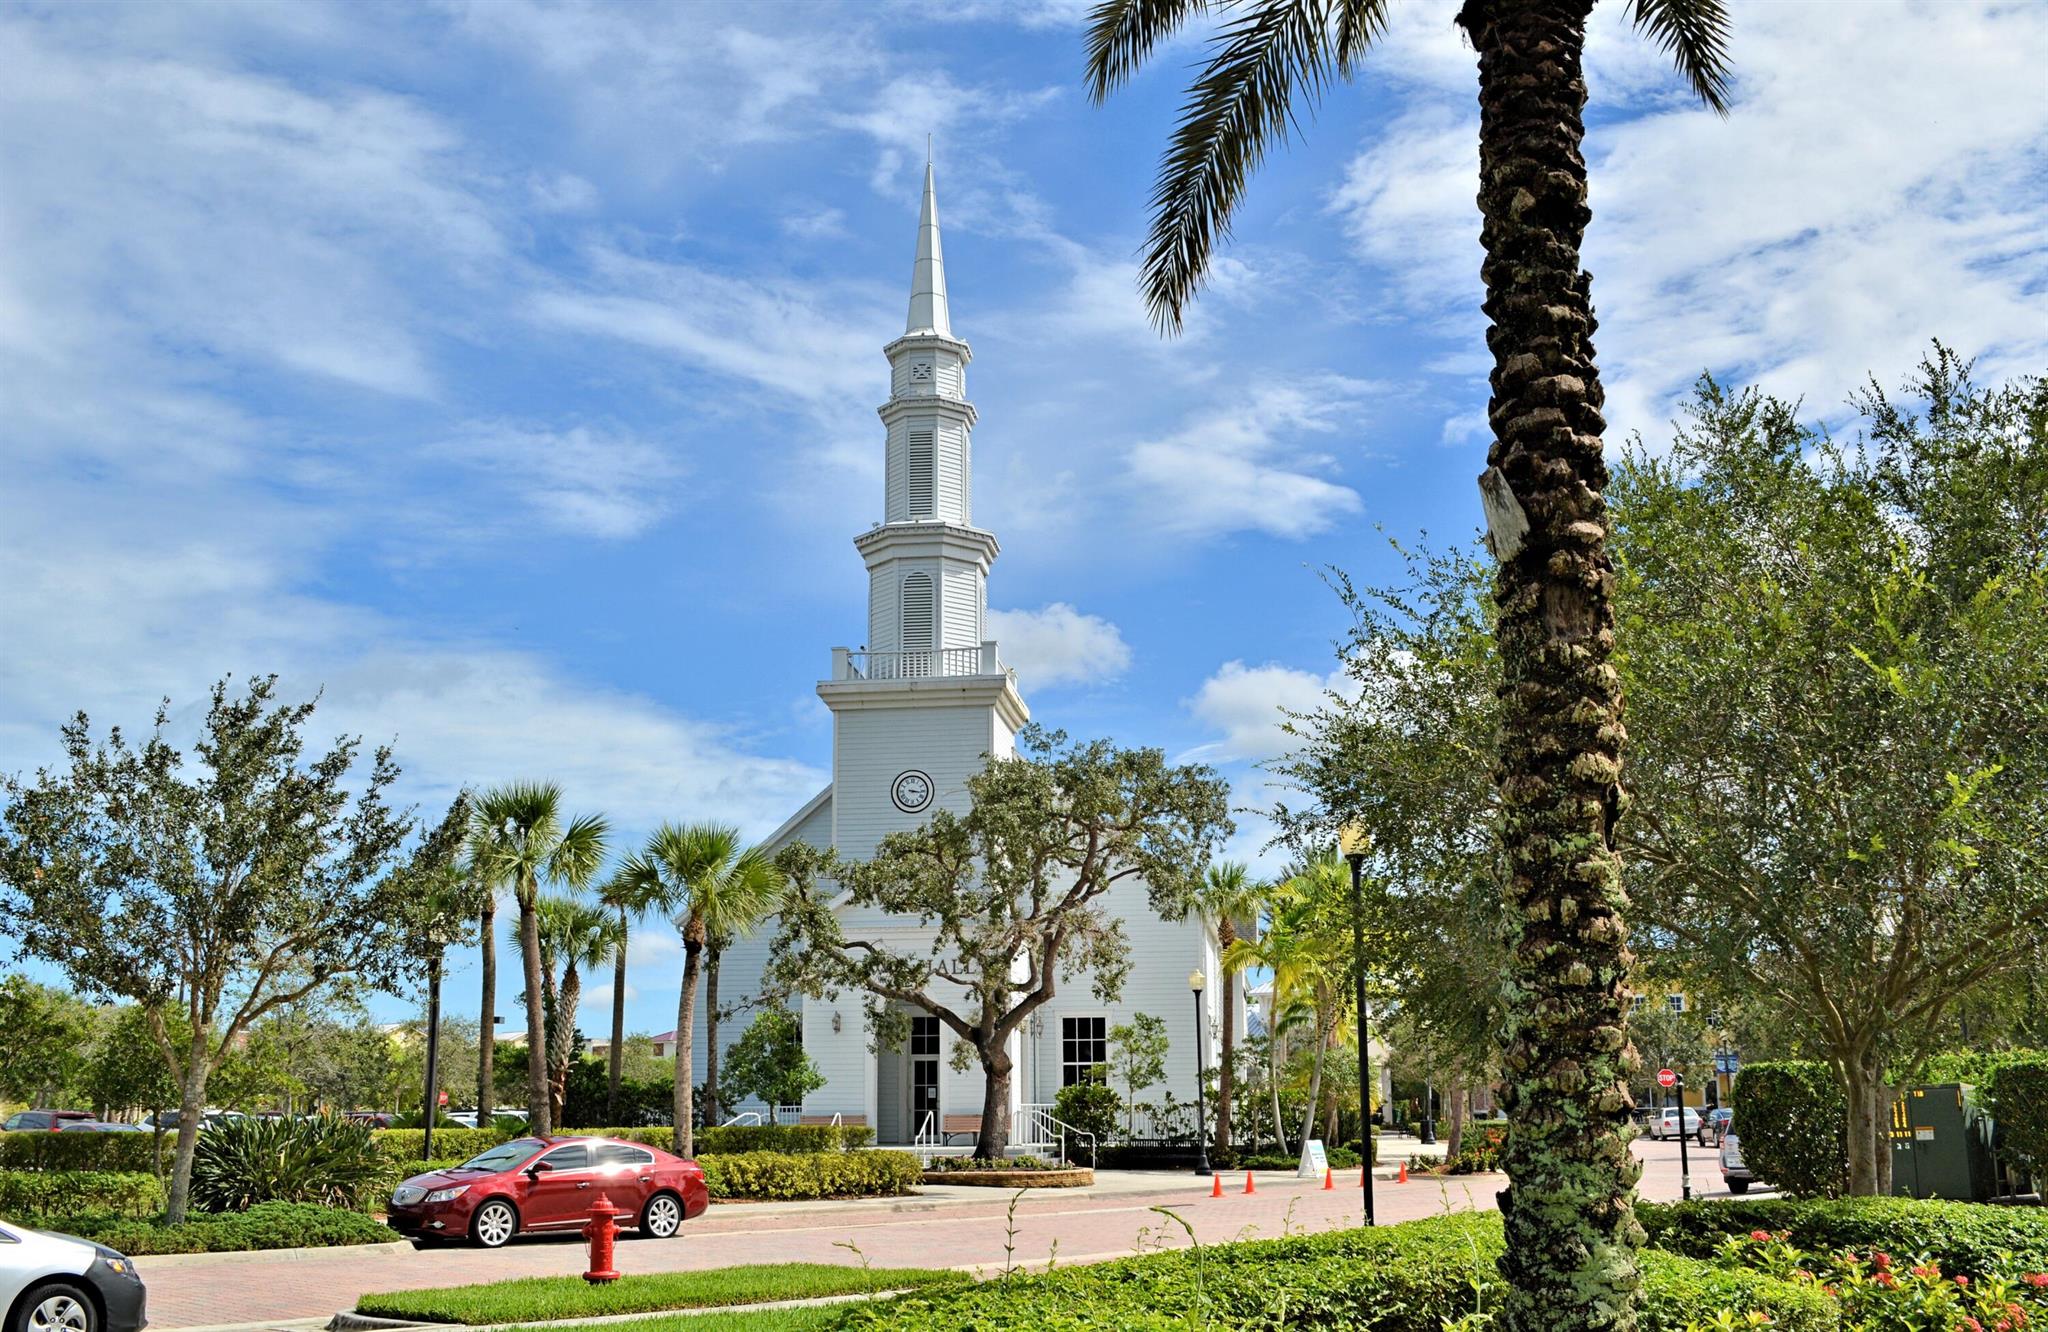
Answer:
xmin=909 ymin=1015 xmax=940 ymax=1140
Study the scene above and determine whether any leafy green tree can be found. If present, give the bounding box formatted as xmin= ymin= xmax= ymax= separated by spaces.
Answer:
xmin=720 ymin=1007 xmax=826 ymax=1111
xmin=597 ymin=864 xmax=669 ymax=1124
xmin=1173 ymin=861 xmax=1263 ymax=1151
xmin=84 ymin=1004 xmax=180 ymax=1121
xmin=1106 ymin=1012 xmax=1170 ymax=1141
xmin=1614 ymin=355 xmax=2048 ymax=1195
xmin=1088 ymin=3 xmax=1732 ymax=1324
xmin=0 ymin=976 xmax=94 ymax=1108
xmin=1625 ymin=999 xmax=1710 ymax=1114
xmin=303 ymin=1020 xmax=399 ymax=1113
xmin=536 ymin=893 xmax=620 ymax=1127
xmin=773 ymin=726 xmax=1232 ymax=1161
xmin=467 ymin=782 xmax=608 ymax=1135
xmin=0 ymin=675 xmax=416 ymax=1221
xmin=618 ymin=824 xmax=784 ymax=1157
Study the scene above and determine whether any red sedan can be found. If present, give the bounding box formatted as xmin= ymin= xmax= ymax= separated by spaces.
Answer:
xmin=386 ymin=1135 xmax=709 ymax=1248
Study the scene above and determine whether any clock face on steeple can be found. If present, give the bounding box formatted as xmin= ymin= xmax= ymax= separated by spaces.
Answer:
xmin=891 ymin=770 xmax=934 ymax=813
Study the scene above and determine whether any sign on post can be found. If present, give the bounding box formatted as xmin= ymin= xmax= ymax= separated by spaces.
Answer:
xmin=1297 ymin=1138 xmax=1329 ymax=1179
xmin=1657 ymin=1068 xmax=1678 ymax=1089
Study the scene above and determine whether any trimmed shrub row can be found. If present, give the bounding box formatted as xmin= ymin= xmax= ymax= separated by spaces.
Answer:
xmin=1984 ymin=1053 xmax=2048 ymax=1180
xmin=15 ymin=1201 xmax=395 ymax=1255
xmin=0 ymin=1169 xmax=164 ymax=1218
xmin=1730 ymin=1060 xmax=1847 ymax=1198
xmin=699 ymin=1150 xmax=921 ymax=1201
xmin=0 ymin=1132 xmax=165 ymax=1174
xmin=365 ymin=1122 xmax=876 ymax=1165
xmin=1638 ymin=1195 xmax=2048 ymax=1275
xmin=834 ymin=1213 xmax=1833 ymax=1331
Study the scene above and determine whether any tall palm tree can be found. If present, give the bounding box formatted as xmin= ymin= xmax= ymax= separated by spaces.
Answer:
xmin=1180 ymin=861 xmax=1264 ymax=1152
xmin=1089 ymin=4 xmax=1730 ymax=1323
xmin=471 ymin=847 xmax=499 ymax=1129
xmin=468 ymin=783 xmax=609 ymax=1135
xmin=622 ymin=823 xmax=786 ymax=1157
xmin=597 ymin=865 xmax=668 ymax=1124
xmin=1229 ymin=870 xmax=1345 ymax=1155
xmin=536 ymin=894 xmax=622 ymax=1128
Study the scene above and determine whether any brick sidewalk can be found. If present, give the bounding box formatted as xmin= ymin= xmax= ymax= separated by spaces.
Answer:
xmin=137 ymin=1139 xmax=1724 ymax=1330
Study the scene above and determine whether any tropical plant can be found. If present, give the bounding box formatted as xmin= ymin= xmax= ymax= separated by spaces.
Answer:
xmin=1088 ymin=2 xmax=1733 ymax=1324
xmin=1177 ymin=860 xmax=1264 ymax=1151
xmin=1054 ymin=1080 xmax=1121 ymax=1164
xmin=721 ymin=1007 xmax=826 ymax=1112
xmin=1227 ymin=856 xmax=1349 ymax=1155
xmin=1107 ymin=1013 xmax=1171 ymax=1141
xmin=619 ymin=823 xmax=785 ymax=1157
xmin=535 ymin=894 xmax=621 ymax=1127
xmin=597 ymin=864 xmax=670 ymax=1125
xmin=467 ymin=782 xmax=609 ymax=1135
xmin=189 ymin=1113 xmax=386 ymax=1212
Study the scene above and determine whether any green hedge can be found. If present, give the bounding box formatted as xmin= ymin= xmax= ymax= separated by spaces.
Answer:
xmin=833 ymin=1213 xmax=1833 ymax=1331
xmin=0 ymin=1169 xmax=164 ymax=1217
xmin=0 ymin=1131 xmax=165 ymax=1173
xmin=700 ymin=1150 xmax=921 ymax=1200
xmin=356 ymin=1263 xmax=960 ymax=1323
xmin=370 ymin=1127 xmax=511 ymax=1164
xmin=365 ymin=1122 xmax=876 ymax=1165
xmin=17 ymin=1201 xmax=394 ymax=1255
xmin=1639 ymin=1195 xmax=2048 ymax=1275
xmin=1985 ymin=1054 xmax=2048 ymax=1179
xmin=1730 ymin=1060 xmax=1846 ymax=1197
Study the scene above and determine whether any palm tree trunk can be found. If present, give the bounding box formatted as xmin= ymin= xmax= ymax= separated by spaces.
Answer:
xmin=1457 ymin=1 xmax=1637 ymax=1325
xmin=1269 ymin=1031 xmax=1289 ymax=1157
xmin=518 ymin=887 xmax=552 ymax=1135
xmin=673 ymin=934 xmax=703 ymax=1158
xmin=608 ymin=914 xmax=627 ymax=1125
xmin=1217 ymin=918 xmax=1237 ymax=1152
xmin=478 ymin=898 xmax=496 ymax=1125
xmin=1299 ymin=1008 xmax=1329 ymax=1152
xmin=551 ymin=966 xmax=580 ymax=1128
xmin=703 ymin=945 xmax=722 ymax=1125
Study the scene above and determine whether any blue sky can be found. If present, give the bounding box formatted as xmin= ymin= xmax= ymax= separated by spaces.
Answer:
xmin=4 ymin=0 xmax=2045 ymax=1038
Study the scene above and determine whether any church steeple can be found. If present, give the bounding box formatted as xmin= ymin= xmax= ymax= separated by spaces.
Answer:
xmin=906 ymin=160 xmax=952 ymax=339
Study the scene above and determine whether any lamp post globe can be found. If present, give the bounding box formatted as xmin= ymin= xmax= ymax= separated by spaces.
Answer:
xmin=1189 ymin=968 xmax=1211 ymax=1177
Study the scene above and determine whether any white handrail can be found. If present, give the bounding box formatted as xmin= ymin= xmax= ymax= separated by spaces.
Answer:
xmin=721 ymin=1111 xmax=763 ymax=1127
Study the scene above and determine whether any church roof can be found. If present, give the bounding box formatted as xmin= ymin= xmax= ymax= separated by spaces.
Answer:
xmin=905 ymin=160 xmax=952 ymax=338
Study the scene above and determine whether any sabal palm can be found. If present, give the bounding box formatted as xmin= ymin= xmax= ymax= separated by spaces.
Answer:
xmin=1185 ymin=861 xmax=1263 ymax=1150
xmin=597 ymin=866 xmax=669 ymax=1123
xmin=623 ymin=823 xmax=786 ymax=1157
xmin=1227 ymin=872 xmax=1345 ymax=1154
xmin=536 ymin=894 xmax=621 ymax=1127
xmin=468 ymin=783 xmax=608 ymax=1135
xmin=1090 ymin=2 xmax=1730 ymax=1321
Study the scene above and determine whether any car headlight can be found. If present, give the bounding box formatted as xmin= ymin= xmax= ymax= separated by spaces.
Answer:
xmin=425 ymin=1185 xmax=469 ymax=1204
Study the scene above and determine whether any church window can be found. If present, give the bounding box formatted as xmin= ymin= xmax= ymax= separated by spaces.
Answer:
xmin=907 ymin=428 xmax=936 ymax=518
xmin=901 ymin=573 xmax=934 ymax=673
xmin=1061 ymin=1016 xmax=1107 ymax=1087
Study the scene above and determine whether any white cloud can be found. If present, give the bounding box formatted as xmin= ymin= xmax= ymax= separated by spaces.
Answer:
xmin=781 ymin=207 xmax=849 ymax=241
xmin=1124 ymin=378 xmax=1374 ymax=540
xmin=435 ymin=423 xmax=684 ymax=540
xmin=1325 ymin=0 xmax=2048 ymax=440
xmin=986 ymin=603 xmax=1132 ymax=688
xmin=1183 ymin=660 xmax=1354 ymax=766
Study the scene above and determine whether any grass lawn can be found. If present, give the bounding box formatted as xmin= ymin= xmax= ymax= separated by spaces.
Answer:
xmin=503 ymin=1309 xmax=847 ymax=1332
xmin=354 ymin=1263 xmax=958 ymax=1324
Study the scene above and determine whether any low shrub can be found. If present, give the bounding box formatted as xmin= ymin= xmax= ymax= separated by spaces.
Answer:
xmin=355 ymin=1262 xmax=959 ymax=1323
xmin=1639 ymin=1196 xmax=2048 ymax=1276
xmin=0 ymin=1131 xmax=165 ymax=1174
xmin=193 ymin=1114 xmax=387 ymax=1212
xmin=0 ymin=1170 xmax=164 ymax=1217
xmin=22 ymin=1201 xmax=394 ymax=1255
xmin=371 ymin=1127 xmax=511 ymax=1164
xmin=699 ymin=1150 xmax=921 ymax=1200
xmin=1436 ymin=1124 xmax=1505 ymax=1175
xmin=1235 ymin=1146 xmax=1362 ymax=1172
xmin=1052 ymin=1082 xmax=1119 ymax=1158
xmin=1985 ymin=1054 xmax=2048 ymax=1180
xmin=692 ymin=1124 xmax=877 ymax=1155
xmin=1708 ymin=1226 xmax=2048 ymax=1332
xmin=1731 ymin=1061 xmax=1847 ymax=1198
xmin=832 ymin=1213 xmax=1832 ymax=1331
xmin=921 ymin=1156 xmax=1066 ymax=1173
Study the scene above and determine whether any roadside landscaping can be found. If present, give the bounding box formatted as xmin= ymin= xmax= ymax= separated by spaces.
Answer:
xmin=13 ymin=1201 xmax=395 ymax=1255
xmin=355 ymin=1263 xmax=961 ymax=1323
xmin=920 ymin=1157 xmax=1092 ymax=1188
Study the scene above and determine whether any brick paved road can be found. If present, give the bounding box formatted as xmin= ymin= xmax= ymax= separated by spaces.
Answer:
xmin=138 ymin=1139 xmax=1737 ymax=1329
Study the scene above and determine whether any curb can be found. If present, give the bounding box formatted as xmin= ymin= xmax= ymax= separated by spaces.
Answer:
xmin=135 ymin=1239 xmax=416 ymax=1269
xmin=329 ymin=1288 xmax=926 ymax=1332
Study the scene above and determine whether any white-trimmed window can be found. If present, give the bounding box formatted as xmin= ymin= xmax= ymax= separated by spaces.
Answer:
xmin=1061 ymin=1015 xmax=1107 ymax=1087
xmin=1667 ymin=993 xmax=1687 ymax=1014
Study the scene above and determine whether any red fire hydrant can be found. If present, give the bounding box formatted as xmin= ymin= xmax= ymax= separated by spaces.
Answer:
xmin=582 ymin=1193 xmax=622 ymax=1285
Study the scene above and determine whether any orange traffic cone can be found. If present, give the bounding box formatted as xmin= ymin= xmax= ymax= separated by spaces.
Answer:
xmin=1210 ymin=1173 xmax=1223 ymax=1199
xmin=1397 ymin=1160 xmax=1409 ymax=1184
xmin=1243 ymin=1169 xmax=1256 ymax=1195
xmin=1322 ymin=1167 xmax=1333 ymax=1191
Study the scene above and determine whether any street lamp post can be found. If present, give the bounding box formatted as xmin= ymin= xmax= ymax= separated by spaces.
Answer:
xmin=1338 ymin=823 xmax=1377 ymax=1226
xmin=1189 ymin=969 xmax=1212 ymax=1176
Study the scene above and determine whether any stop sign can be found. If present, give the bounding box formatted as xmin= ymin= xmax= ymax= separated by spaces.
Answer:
xmin=438 ymin=1089 xmax=450 ymax=1106
xmin=1657 ymin=1068 xmax=1678 ymax=1088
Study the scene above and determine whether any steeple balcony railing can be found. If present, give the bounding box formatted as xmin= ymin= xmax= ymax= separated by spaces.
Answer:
xmin=832 ymin=642 xmax=1012 ymax=682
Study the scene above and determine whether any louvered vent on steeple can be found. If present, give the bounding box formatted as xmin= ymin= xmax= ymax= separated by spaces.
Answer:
xmin=901 ymin=572 xmax=935 ymax=675
xmin=907 ymin=429 xmax=936 ymax=519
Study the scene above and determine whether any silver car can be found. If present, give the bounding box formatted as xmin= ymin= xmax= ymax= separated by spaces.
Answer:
xmin=1719 ymin=1128 xmax=1758 ymax=1195
xmin=0 ymin=1219 xmax=147 ymax=1332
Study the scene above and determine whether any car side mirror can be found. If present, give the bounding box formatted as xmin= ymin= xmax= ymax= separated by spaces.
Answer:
xmin=527 ymin=1161 xmax=553 ymax=1177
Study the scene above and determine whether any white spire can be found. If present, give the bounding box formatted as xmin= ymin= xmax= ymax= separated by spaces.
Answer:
xmin=905 ymin=159 xmax=952 ymax=338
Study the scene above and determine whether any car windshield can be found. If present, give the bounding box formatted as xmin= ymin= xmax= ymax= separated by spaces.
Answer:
xmin=457 ymin=1138 xmax=547 ymax=1171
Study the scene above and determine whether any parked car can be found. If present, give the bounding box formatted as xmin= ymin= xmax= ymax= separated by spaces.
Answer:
xmin=345 ymin=1112 xmax=396 ymax=1129
xmin=1720 ymin=1127 xmax=1758 ymax=1194
xmin=1 ymin=1111 xmax=97 ymax=1133
xmin=0 ymin=1217 xmax=147 ymax=1332
xmin=138 ymin=1110 xmax=242 ymax=1133
xmin=1706 ymin=1108 xmax=1733 ymax=1145
xmin=443 ymin=1111 xmax=479 ymax=1129
xmin=60 ymin=1121 xmax=147 ymax=1134
xmin=1652 ymin=1107 xmax=1704 ymax=1142
xmin=385 ymin=1135 xmax=710 ymax=1249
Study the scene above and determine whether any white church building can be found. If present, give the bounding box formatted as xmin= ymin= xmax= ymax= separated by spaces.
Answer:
xmin=697 ymin=166 xmax=1234 ymax=1149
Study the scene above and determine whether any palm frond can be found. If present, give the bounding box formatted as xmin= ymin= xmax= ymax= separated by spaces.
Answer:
xmin=1084 ymin=0 xmax=1211 ymax=102
xmin=1332 ymin=0 xmax=1391 ymax=76
xmin=1142 ymin=0 xmax=1337 ymax=333
xmin=1629 ymin=0 xmax=1734 ymax=114
xmin=548 ymin=812 xmax=610 ymax=889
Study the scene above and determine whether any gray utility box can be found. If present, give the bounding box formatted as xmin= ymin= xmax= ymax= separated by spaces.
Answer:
xmin=1889 ymin=1083 xmax=1997 ymax=1203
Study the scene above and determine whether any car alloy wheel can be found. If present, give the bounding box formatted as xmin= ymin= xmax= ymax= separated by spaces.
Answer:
xmin=27 ymin=1286 xmax=96 ymax=1332
xmin=642 ymin=1193 xmax=682 ymax=1238
xmin=473 ymin=1200 xmax=517 ymax=1248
